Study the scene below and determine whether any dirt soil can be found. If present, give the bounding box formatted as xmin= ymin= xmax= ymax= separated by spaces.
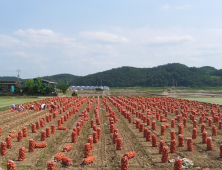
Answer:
xmin=0 ymin=96 xmax=221 ymax=169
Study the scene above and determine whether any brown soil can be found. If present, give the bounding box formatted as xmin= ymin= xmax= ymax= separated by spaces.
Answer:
xmin=0 ymin=96 xmax=221 ymax=170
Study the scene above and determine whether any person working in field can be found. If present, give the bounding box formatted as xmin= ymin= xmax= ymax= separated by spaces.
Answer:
xmin=18 ymin=104 xmax=24 ymax=112
xmin=41 ymin=103 xmax=46 ymax=110
xmin=11 ymin=104 xmax=16 ymax=110
xmin=50 ymin=102 xmax=56 ymax=111
xmin=29 ymin=104 xmax=34 ymax=110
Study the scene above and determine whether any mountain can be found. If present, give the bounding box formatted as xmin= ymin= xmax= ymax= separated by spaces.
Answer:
xmin=0 ymin=74 xmax=80 ymax=84
xmin=1 ymin=63 xmax=222 ymax=87
xmin=41 ymin=74 xmax=81 ymax=84
xmin=70 ymin=63 xmax=222 ymax=87
xmin=0 ymin=76 xmax=18 ymax=81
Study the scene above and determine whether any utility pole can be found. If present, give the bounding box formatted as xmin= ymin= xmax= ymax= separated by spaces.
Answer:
xmin=16 ymin=68 xmax=21 ymax=84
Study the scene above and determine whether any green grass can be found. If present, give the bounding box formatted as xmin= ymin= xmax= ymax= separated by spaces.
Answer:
xmin=0 ymin=98 xmax=41 ymax=108
xmin=178 ymin=97 xmax=222 ymax=105
xmin=110 ymin=86 xmax=222 ymax=91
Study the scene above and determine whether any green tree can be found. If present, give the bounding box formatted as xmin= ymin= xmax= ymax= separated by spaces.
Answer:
xmin=56 ymin=82 xmax=69 ymax=94
xmin=25 ymin=79 xmax=34 ymax=94
xmin=33 ymin=78 xmax=42 ymax=94
xmin=39 ymin=83 xmax=47 ymax=94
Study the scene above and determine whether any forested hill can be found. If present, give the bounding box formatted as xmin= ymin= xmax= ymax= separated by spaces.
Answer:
xmin=70 ymin=63 xmax=222 ymax=87
xmin=1 ymin=63 xmax=222 ymax=87
xmin=0 ymin=74 xmax=80 ymax=84
xmin=41 ymin=74 xmax=81 ymax=83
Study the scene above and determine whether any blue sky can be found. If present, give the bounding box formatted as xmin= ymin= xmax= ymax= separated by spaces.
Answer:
xmin=1 ymin=0 xmax=222 ymax=78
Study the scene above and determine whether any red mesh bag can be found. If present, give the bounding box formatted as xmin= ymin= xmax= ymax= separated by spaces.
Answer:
xmin=84 ymin=143 xmax=91 ymax=158
xmin=46 ymin=127 xmax=51 ymax=138
xmin=0 ymin=142 xmax=7 ymax=156
xmin=161 ymin=146 xmax=169 ymax=163
xmin=29 ymin=139 xmax=35 ymax=152
xmin=116 ymin=138 xmax=122 ymax=150
xmin=71 ymin=131 xmax=77 ymax=143
xmin=58 ymin=126 xmax=67 ymax=130
xmin=151 ymin=120 xmax=156 ymax=131
xmin=6 ymin=136 xmax=12 ymax=149
xmin=152 ymin=134 xmax=157 ymax=147
xmin=22 ymin=127 xmax=28 ymax=137
xmin=170 ymin=139 xmax=177 ymax=153
xmin=62 ymin=156 xmax=72 ymax=166
xmin=18 ymin=147 xmax=26 ymax=161
xmin=192 ymin=128 xmax=197 ymax=139
xmin=123 ymin=151 xmax=136 ymax=159
xmin=146 ymin=130 xmax=151 ymax=141
xmin=88 ymin=137 xmax=93 ymax=150
xmin=201 ymin=123 xmax=206 ymax=133
xmin=187 ymin=138 xmax=193 ymax=151
xmin=51 ymin=125 xmax=56 ymax=134
xmin=47 ymin=161 xmax=56 ymax=170
xmin=63 ymin=145 xmax=72 ymax=152
xmin=93 ymin=131 xmax=98 ymax=143
xmin=212 ymin=125 xmax=217 ymax=136
xmin=54 ymin=152 xmax=65 ymax=162
xmin=161 ymin=125 xmax=166 ymax=136
xmin=17 ymin=130 xmax=23 ymax=142
xmin=202 ymin=131 xmax=207 ymax=143
xmin=7 ymin=160 xmax=15 ymax=170
xmin=82 ymin=155 xmax=95 ymax=165
xmin=174 ymin=158 xmax=182 ymax=170
xmin=159 ymin=140 xmax=166 ymax=154
xmin=178 ymin=134 xmax=185 ymax=147
xmin=97 ymin=128 xmax=101 ymax=139
xmin=206 ymin=137 xmax=213 ymax=150
xmin=35 ymin=142 xmax=47 ymax=148
xmin=121 ymin=156 xmax=129 ymax=170
xmin=32 ymin=124 xmax=37 ymax=133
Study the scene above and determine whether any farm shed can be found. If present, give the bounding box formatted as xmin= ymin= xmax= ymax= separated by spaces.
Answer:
xmin=0 ymin=81 xmax=19 ymax=91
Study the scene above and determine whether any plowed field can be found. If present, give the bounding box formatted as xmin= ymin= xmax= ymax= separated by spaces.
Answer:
xmin=0 ymin=96 xmax=222 ymax=170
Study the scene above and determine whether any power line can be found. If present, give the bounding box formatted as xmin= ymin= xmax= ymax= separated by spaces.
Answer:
xmin=16 ymin=68 xmax=21 ymax=84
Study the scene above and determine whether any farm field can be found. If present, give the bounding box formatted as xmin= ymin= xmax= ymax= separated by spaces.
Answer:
xmin=178 ymin=97 xmax=222 ymax=105
xmin=0 ymin=98 xmax=43 ymax=108
xmin=0 ymin=96 xmax=222 ymax=169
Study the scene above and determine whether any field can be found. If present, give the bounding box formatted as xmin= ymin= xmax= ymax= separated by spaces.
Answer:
xmin=0 ymin=95 xmax=222 ymax=170
xmin=0 ymin=98 xmax=44 ymax=109
xmin=178 ymin=97 xmax=222 ymax=105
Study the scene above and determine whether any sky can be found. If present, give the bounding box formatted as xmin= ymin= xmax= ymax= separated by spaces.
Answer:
xmin=1 ymin=0 xmax=222 ymax=79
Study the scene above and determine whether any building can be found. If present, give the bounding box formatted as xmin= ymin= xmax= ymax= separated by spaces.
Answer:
xmin=69 ymin=85 xmax=109 ymax=91
xmin=33 ymin=78 xmax=57 ymax=87
xmin=0 ymin=81 xmax=19 ymax=92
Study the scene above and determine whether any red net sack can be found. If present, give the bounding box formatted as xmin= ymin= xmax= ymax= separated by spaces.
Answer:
xmin=123 ymin=151 xmax=136 ymax=159
xmin=18 ymin=147 xmax=26 ymax=161
xmin=82 ymin=155 xmax=95 ymax=165
xmin=62 ymin=156 xmax=72 ymax=166
xmin=35 ymin=142 xmax=47 ymax=148
xmin=54 ymin=152 xmax=65 ymax=162
xmin=63 ymin=145 xmax=72 ymax=152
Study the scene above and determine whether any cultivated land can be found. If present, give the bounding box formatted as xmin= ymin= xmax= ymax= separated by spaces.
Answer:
xmin=0 ymin=93 xmax=222 ymax=170
xmin=0 ymin=98 xmax=44 ymax=109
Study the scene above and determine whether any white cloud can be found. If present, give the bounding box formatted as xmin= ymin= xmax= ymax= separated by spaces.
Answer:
xmin=161 ymin=4 xmax=171 ymax=10
xmin=80 ymin=31 xmax=129 ymax=43
xmin=152 ymin=35 xmax=195 ymax=45
xmin=161 ymin=4 xmax=191 ymax=10
xmin=0 ymin=35 xmax=21 ymax=47
xmin=2 ymin=27 xmax=222 ymax=78
xmin=11 ymin=51 xmax=29 ymax=58
xmin=176 ymin=5 xmax=191 ymax=10
xmin=14 ymin=29 xmax=79 ymax=48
